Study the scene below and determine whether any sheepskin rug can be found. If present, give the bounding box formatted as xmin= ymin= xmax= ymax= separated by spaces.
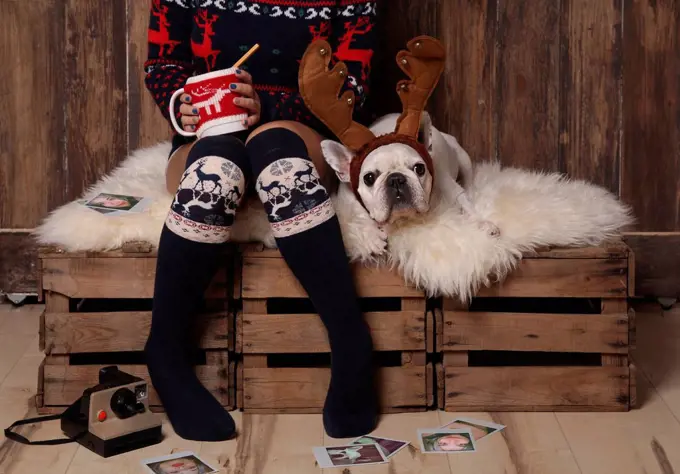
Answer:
xmin=34 ymin=140 xmax=633 ymax=300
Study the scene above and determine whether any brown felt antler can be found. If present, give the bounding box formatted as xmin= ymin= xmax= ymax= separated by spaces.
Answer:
xmin=394 ymin=36 xmax=446 ymax=139
xmin=298 ymin=40 xmax=376 ymax=152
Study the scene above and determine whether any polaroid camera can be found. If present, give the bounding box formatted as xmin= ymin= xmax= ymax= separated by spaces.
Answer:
xmin=60 ymin=366 xmax=162 ymax=457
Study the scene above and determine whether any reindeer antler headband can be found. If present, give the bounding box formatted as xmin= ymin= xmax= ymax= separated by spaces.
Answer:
xmin=299 ymin=35 xmax=446 ymax=198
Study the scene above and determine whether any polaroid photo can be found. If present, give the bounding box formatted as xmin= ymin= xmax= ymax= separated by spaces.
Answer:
xmin=313 ymin=444 xmax=388 ymax=468
xmin=84 ymin=192 xmax=152 ymax=214
xmin=351 ymin=435 xmax=410 ymax=459
xmin=440 ymin=416 xmax=506 ymax=441
xmin=417 ymin=429 xmax=477 ymax=454
xmin=142 ymin=451 xmax=217 ymax=474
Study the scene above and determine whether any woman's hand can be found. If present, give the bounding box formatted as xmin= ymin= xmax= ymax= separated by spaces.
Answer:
xmin=230 ymin=69 xmax=261 ymax=127
xmin=179 ymin=94 xmax=199 ymax=132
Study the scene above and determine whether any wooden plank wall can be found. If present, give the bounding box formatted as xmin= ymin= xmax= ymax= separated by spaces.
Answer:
xmin=0 ymin=0 xmax=679 ymax=294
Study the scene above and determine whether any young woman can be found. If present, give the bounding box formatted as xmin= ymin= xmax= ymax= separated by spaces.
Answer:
xmin=143 ymin=0 xmax=380 ymax=442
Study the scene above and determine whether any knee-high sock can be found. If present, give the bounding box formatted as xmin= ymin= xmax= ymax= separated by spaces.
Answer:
xmin=246 ymin=128 xmax=377 ymax=438
xmin=146 ymin=134 xmax=249 ymax=441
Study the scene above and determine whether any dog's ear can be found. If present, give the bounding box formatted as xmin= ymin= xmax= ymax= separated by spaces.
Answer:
xmin=417 ymin=112 xmax=435 ymax=154
xmin=321 ymin=140 xmax=354 ymax=183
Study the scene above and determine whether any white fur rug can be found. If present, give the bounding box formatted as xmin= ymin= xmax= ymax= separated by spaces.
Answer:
xmin=34 ymin=141 xmax=633 ymax=300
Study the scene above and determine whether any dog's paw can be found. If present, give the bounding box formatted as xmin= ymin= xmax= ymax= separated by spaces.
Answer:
xmin=344 ymin=222 xmax=388 ymax=262
xmin=478 ymin=220 xmax=501 ymax=237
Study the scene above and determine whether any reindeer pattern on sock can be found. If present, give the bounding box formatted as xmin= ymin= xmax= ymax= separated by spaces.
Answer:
xmin=257 ymin=158 xmax=335 ymax=238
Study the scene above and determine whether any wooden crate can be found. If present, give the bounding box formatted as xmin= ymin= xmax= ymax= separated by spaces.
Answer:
xmin=437 ymin=242 xmax=636 ymax=412
xmin=237 ymin=246 xmax=434 ymax=413
xmin=36 ymin=243 xmax=236 ymax=413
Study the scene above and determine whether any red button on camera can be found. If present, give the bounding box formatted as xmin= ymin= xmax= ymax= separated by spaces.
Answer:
xmin=97 ymin=410 xmax=107 ymax=422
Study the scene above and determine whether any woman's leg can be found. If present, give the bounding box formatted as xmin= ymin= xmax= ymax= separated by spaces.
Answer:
xmin=245 ymin=122 xmax=378 ymax=438
xmin=145 ymin=134 xmax=250 ymax=441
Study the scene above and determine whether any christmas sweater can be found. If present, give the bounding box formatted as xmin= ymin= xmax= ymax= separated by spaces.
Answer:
xmin=144 ymin=0 xmax=379 ymax=142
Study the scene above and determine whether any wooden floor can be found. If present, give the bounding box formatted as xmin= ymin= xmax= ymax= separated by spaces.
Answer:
xmin=0 ymin=303 xmax=679 ymax=474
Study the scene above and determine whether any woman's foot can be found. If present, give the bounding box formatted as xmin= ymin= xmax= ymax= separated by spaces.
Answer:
xmin=323 ymin=380 xmax=378 ymax=438
xmin=146 ymin=336 xmax=236 ymax=441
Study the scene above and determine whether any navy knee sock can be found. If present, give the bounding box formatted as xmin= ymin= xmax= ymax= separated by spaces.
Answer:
xmin=247 ymin=128 xmax=377 ymax=438
xmin=146 ymin=134 xmax=249 ymax=441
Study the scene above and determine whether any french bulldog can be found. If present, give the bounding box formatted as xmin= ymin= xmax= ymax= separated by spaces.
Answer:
xmin=322 ymin=112 xmax=501 ymax=261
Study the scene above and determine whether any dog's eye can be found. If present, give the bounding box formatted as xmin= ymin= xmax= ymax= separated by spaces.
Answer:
xmin=363 ymin=172 xmax=376 ymax=187
xmin=414 ymin=163 xmax=426 ymax=176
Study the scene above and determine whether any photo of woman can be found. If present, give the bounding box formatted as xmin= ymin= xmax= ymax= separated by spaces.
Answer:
xmin=86 ymin=193 xmax=142 ymax=211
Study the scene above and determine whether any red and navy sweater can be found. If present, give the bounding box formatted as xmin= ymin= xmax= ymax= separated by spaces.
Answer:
xmin=144 ymin=0 xmax=379 ymax=145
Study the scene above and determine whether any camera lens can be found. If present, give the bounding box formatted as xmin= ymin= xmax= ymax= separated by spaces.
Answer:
xmin=110 ymin=388 xmax=143 ymax=419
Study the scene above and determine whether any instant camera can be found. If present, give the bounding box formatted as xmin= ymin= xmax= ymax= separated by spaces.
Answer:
xmin=60 ymin=366 xmax=162 ymax=457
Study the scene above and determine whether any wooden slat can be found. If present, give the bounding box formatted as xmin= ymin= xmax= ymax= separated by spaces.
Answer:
xmin=439 ymin=0 xmax=496 ymax=160
xmin=443 ymin=311 xmax=629 ymax=353
xmin=241 ymin=257 xmax=422 ymax=298
xmin=402 ymin=351 xmax=427 ymax=367
xmin=476 ymin=258 xmax=628 ymax=297
xmin=428 ymin=308 xmax=442 ymax=353
xmin=436 ymin=362 xmax=445 ymax=410
xmin=623 ymin=233 xmax=680 ymax=297
xmin=243 ymin=355 xmax=268 ymax=368
xmin=601 ymin=354 xmax=628 ymax=367
xmin=630 ymin=363 xmax=637 ymax=409
xmin=242 ymin=299 xmax=267 ymax=314
xmin=0 ymin=232 xmax=38 ymax=294
xmin=526 ymin=243 xmax=629 ymax=259
xmin=42 ymin=357 xmax=232 ymax=409
xmin=444 ymin=366 xmax=631 ymax=411
xmin=45 ymin=292 xmax=70 ymax=312
xmin=622 ymin=0 xmax=680 ymax=231
xmin=628 ymin=246 xmax=636 ymax=297
xmin=0 ymin=2 xmax=64 ymax=228
xmin=65 ymin=0 xmax=128 ymax=201
xmin=242 ymin=366 xmax=428 ymax=412
xmin=496 ymin=0 xmax=560 ymax=170
xmin=35 ymin=358 xmax=46 ymax=410
xmin=628 ymin=308 xmax=636 ymax=350
xmin=240 ymin=311 xmax=425 ymax=353
xmin=601 ymin=298 xmax=628 ymax=314
xmin=38 ymin=247 xmax=158 ymax=258
xmin=41 ymin=257 xmax=227 ymax=299
xmin=127 ymin=0 xmax=173 ymax=150
xmin=559 ymin=0 xmax=622 ymax=193
xmin=444 ymin=352 xmax=469 ymax=367
xmin=44 ymin=311 xmax=230 ymax=354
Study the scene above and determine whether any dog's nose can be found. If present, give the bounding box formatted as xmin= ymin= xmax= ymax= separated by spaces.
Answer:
xmin=387 ymin=173 xmax=407 ymax=189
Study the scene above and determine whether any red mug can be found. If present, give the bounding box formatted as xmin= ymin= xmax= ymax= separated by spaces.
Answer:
xmin=169 ymin=68 xmax=248 ymax=138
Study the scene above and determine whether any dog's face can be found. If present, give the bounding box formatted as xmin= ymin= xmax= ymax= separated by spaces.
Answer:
xmin=322 ymin=117 xmax=435 ymax=224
